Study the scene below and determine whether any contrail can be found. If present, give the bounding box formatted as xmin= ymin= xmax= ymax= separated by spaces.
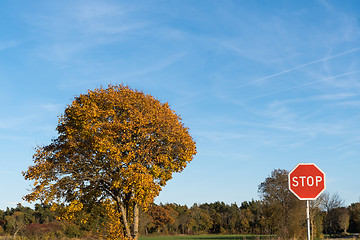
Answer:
xmin=244 ymin=69 xmax=360 ymax=102
xmin=241 ymin=46 xmax=360 ymax=87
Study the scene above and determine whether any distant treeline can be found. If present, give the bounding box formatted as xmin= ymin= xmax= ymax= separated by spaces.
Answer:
xmin=0 ymin=170 xmax=359 ymax=239
xmin=140 ymin=200 xmax=360 ymax=237
xmin=0 ymin=199 xmax=359 ymax=239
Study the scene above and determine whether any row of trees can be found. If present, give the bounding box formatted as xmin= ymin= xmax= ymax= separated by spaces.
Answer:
xmin=140 ymin=198 xmax=360 ymax=238
xmin=0 ymin=192 xmax=359 ymax=238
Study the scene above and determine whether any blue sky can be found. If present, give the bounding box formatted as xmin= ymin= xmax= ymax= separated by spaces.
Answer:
xmin=1 ymin=0 xmax=360 ymax=209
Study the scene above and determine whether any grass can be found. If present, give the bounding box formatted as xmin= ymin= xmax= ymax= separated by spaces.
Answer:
xmin=139 ymin=234 xmax=277 ymax=240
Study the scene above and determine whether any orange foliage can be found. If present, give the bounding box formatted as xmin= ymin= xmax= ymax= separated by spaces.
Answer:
xmin=23 ymin=84 xmax=196 ymax=239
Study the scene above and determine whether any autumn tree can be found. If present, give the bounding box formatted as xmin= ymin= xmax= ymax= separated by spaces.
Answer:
xmin=321 ymin=192 xmax=345 ymax=236
xmin=23 ymin=84 xmax=197 ymax=240
xmin=147 ymin=204 xmax=174 ymax=233
xmin=4 ymin=205 xmax=35 ymax=239
xmin=190 ymin=204 xmax=212 ymax=234
xmin=331 ymin=207 xmax=350 ymax=234
xmin=258 ymin=169 xmax=306 ymax=239
xmin=348 ymin=202 xmax=360 ymax=233
xmin=240 ymin=200 xmax=265 ymax=234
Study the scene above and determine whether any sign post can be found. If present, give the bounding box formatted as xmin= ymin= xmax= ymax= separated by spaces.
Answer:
xmin=288 ymin=163 xmax=326 ymax=240
xmin=306 ymin=200 xmax=310 ymax=240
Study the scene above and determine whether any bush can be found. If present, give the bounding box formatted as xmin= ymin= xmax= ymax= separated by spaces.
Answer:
xmin=63 ymin=222 xmax=83 ymax=238
xmin=22 ymin=222 xmax=63 ymax=239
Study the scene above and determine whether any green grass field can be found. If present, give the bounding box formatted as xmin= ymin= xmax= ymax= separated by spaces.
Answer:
xmin=139 ymin=235 xmax=277 ymax=240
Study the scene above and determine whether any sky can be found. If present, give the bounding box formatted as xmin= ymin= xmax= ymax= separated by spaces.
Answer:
xmin=0 ymin=0 xmax=360 ymax=210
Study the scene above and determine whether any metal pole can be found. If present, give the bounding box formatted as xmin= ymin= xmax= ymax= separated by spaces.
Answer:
xmin=307 ymin=200 xmax=311 ymax=240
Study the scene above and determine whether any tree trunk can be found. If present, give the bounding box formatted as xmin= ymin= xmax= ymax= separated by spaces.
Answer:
xmin=119 ymin=202 xmax=132 ymax=239
xmin=133 ymin=203 xmax=139 ymax=240
xmin=14 ymin=224 xmax=25 ymax=240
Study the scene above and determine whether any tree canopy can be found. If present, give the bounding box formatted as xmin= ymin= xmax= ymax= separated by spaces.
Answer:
xmin=258 ymin=169 xmax=306 ymax=239
xmin=23 ymin=84 xmax=197 ymax=239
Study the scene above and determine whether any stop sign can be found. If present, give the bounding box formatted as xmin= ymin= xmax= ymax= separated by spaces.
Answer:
xmin=288 ymin=163 xmax=326 ymax=200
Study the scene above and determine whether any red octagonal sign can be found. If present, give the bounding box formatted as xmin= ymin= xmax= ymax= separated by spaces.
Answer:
xmin=288 ymin=163 xmax=326 ymax=200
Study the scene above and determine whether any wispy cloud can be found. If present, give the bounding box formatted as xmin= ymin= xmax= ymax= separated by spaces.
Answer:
xmin=40 ymin=104 xmax=64 ymax=113
xmin=119 ymin=53 xmax=188 ymax=79
xmin=27 ymin=1 xmax=147 ymax=63
xmin=239 ymin=46 xmax=360 ymax=88
xmin=0 ymin=40 xmax=20 ymax=51
xmin=0 ymin=116 xmax=32 ymax=130
xmin=333 ymin=100 xmax=360 ymax=107
xmin=194 ymin=130 xmax=246 ymax=142
xmin=243 ymin=69 xmax=360 ymax=102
